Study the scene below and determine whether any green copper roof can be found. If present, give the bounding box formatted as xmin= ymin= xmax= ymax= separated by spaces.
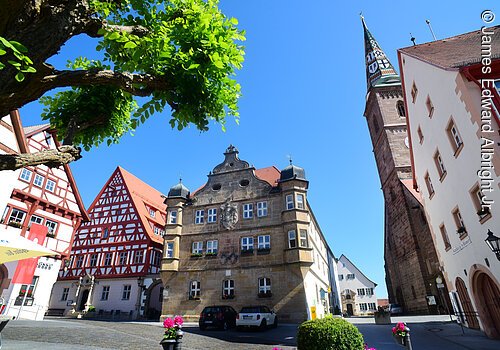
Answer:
xmin=361 ymin=15 xmax=400 ymax=90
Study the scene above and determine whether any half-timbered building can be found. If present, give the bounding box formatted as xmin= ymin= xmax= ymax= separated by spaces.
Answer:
xmin=49 ymin=166 xmax=165 ymax=319
xmin=0 ymin=110 xmax=88 ymax=320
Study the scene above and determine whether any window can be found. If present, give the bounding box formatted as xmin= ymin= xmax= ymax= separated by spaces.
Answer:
xmin=16 ymin=276 xmax=38 ymax=305
xmin=104 ymin=252 xmax=112 ymax=266
xmin=134 ymin=250 xmax=144 ymax=264
xmin=257 ymin=235 xmax=270 ymax=250
xmin=45 ymin=179 xmax=55 ymax=192
xmin=89 ymin=254 xmax=98 ymax=267
xmin=360 ymin=303 xmax=368 ymax=311
xmin=347 ymin=273 xmax=355 ymax=280
xmin=447 ymin=119 xmax=463 ymax=154
xmin=366 ymin=288 xmax=374 ymax=296
xmin=257 ymin=201 xmax=268 ymax=217
xmin=417 ymin=126 xmax=424 ymax=144
xmin=192 ymin=241 xmax=203 ymax=254
xmin=166 ymin=242 xmax=174 ymax=258
xmin=29 ymin=215 xmax=43 ymax=227
xmin=286 ymin=194 xmax=294 ymax=210
xmin=426 ymin=96 xmax=434 ymax=118
xmin=241 ymin=236 xmax=254 ymax=251
xmin=258 ymin=277 xmax=271 ymax=294
xmin=20 ymin=169 xmax=32 ymax=182
xmin=288 ymin=230 xmax=297 ymax=248
xmin=33 ymin=174 xmax=44 ymax=187
xmin=76 ymin=255 xmax=84 ymax=268
xmin=243 ymin=203 xmax=253 ymax=219
xmin=206 ymin=240 xmax=218 ymax=254
xmin=101 ymin=286 xmax=110 ymax=301
xmin=396 ymin=100 xmax=406 ymax=118
xmin=434 ymin=150 xmax=446 ymax=179
xmin=368 ymin=303 xmax=377 ymax=310
xmin=424 ymin=173 xmax=435 ymax=198
xmin=61 ymin=287 xmax=69 ymax=301
xmin=45 ymin=220 xmax=57 ymax=235
xmin=299 ymin=229 xmax=308 ymax=248
xmin=439 ymin=224 xmax=451 ymax=250
xmin=195 ymin=210 xmax=204 ymax=224
xmin=190 ymin=281 xmax=201 ymax=299
xmin=207 ymin=208 xmax=217 ymax=223
xmin=452 ymin=208 xmax=467 ymax=237
xmin=223 ymin=280 xmax=234 ymax=298
xmin=119 ymin=251 xmax=128 ymax=265
xmin=169 ymin=210 xmax=177 ymax=224
xmin=357 ymin=288 xmax=365 ymax=296
xmin=296 ymin=194 xmax=304 ymax=209
xmin=102 ymin=228 xmax=109 ymax=239
xmin=8 ymin=208 xmax=26 ymax=224
xmin=471 ymin=185 xmax=490 ymax=220
xmin=338 ymin=274 xmax=344 ymax=281
xmin=411 ymin=82 xmax=418 ymax=103
xmin=149 ymin=208 xmax=155 ymax=218
xmin=152 ymin=250 xmax=162 ymax=266
xmin=122 ymin=285 xmax=131 ymax=300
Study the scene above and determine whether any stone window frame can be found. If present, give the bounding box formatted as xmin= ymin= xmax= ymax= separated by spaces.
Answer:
xmin=424 ymin=172 xmax=435 ymax=199
xmin=296 ymin=194 xmax=305 ymax=209
xmin=439 ymin=223 xmax=451 ymax=251
xmin=446 ymin=117 xmax=464 ymax=157
xmin=242 ymin=203 xmax=253 ymax=219
xmin=222 ymin=279 xmax=235 ymax=298
xmin=189 ymin=280 xmax=201 ymax=299
xmin=433 ymin=149 xmax=447 ymax=181
xmin=257 ymin=235 xmax=270 ymax=250
xmin=206 ymin=240 xmax=218 ymax=254
xmin=258 ymin=277 xmax=271 ymax=294
xmin=165 ymin=242 xmax=174 ymax=258
xmin=469 ymin=183 xmax=491 ymax=223
xmin=207 ymin=208 xmax=217 ymax=223
xmin=101 ymin=286 xmax=110 ymax=301
xmin=299 ymin=229 xmax=309 ymax=248
xmin=396 ymin=100 xmax=406 ymax=118
xmin=168 ymin=210 xmax=177 ymax=224
xmin=257 ymin=201 xmax=268 ymax=217
xmin=195 ymin=209 xmax=204 ymax=224
xmin=452 ymin=206 xmax=467 ymax=239
xmin=122 ymin=284 xmax=132 ymax=300
xmin=288 ymin=230 xmax=297 ymax=248
xmin=61 ymin=287 xmax=69 ymax=301
xmin=192 ymin=241 xmax=203 ymax=254
xmin=285 ymin=194 xmax=294 ymax=210
xmin=241 ymin=236 xmax=254 ymax=251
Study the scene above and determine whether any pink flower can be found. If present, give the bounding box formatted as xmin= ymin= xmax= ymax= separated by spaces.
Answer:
xmin=163 ymin=317 xmax=174 ymax=329
xmin=174 ymin=315 xmax=184 ymax=326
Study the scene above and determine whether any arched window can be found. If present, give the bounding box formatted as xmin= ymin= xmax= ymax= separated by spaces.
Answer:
xmin=397 ymin=100 xmax=406 ymax=118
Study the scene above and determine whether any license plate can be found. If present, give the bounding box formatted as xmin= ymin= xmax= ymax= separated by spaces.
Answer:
xmin=205 ymin=320 xmax=212 ymax=324
xmin=243 ymin=315 xmax=252 ymax=319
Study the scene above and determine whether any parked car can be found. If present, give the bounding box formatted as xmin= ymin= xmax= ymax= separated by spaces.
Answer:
xmin=236 ymin=306 xmax=277 ymax=330
xmin=199 ymin=305 xmax=237 ymax=330
xmin=388 ymin=304 xmax=403 ymax=315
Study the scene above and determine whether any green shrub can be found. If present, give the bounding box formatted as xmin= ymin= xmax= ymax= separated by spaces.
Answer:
xmin=297 ymin=316 xmax=364 ymax=350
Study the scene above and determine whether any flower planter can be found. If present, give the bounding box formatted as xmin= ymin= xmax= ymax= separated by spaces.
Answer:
xmin=393 ymin=334 xmax=407 ymax=347
xmin=160 ymin=339 xmax=182 ymax=350
xmin=374 ymin=312 xmax=391 ymax=325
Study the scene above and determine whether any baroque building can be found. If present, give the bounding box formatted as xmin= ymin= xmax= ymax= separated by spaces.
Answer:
xmin=0 ymin=111 xmax=88 ymax=320
xmin=361 ymin=17 xmax=449 ymax=314
xmin=398 ymin=26 xmax=500 ymax=338
xmin=49 ymin=166 xmax=165 ymax=319
xmin=161 ymin=146 xmax=333 ymax=323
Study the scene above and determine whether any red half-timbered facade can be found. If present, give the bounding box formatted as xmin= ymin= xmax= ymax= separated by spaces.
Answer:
xmin=0 ymin=111 xmax=88 ymax=320
xmin=50 ymin=167 xmax=165 ymax=319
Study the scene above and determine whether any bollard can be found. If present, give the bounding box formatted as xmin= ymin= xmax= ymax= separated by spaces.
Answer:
xmin=404 ymin=324 xmax=413 ymax=350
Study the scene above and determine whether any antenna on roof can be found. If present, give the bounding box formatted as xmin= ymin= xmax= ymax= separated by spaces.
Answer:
xmin=410 ymin=33 xmax=416 ymax=46
xmin=286 ymin=154 xmax=293 ymax=165
xmin=425 ymin=19 xmax=437 ymax=41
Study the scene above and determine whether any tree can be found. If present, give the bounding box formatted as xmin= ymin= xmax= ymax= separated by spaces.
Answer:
xmin=0 ymin=0 xmax=245 ymax=170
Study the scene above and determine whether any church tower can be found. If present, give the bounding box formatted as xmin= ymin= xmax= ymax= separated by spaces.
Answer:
xmin=361 ymin=16 xmax=450 ymax=314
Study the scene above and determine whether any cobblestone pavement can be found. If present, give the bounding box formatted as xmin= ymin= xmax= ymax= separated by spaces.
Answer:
xmin=1 ymin=318 xmax=298 ymax=350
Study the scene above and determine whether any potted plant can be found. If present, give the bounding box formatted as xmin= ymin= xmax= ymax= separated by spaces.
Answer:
xmin=222 ymin=293 xmax=234 ymax=300
xmin=456 ymin=226 xmax=467 ymax=235
xmin=205 ymin=251 xmax=217 ymax=257
xmin=258 ymin=291 xmax=272 ymax=298
xmin=160 ymin=315 xmax=184 ymax=350
xmin=7 ymin=220 xmax=22 ymax=228
xmin=374 ymin=306 xmax=391 ymax=324
xmin=392 ymin=322 xmax=408 ymax=346
xmin=190 ymin=253 xmax=203 ymax=258
xmin=477 ymin=208 xmax=490 ymax=217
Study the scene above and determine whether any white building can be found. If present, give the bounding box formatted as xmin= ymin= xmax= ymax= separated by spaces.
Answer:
xmin=398 ymin=26 xmax=500 ymax=338
xmin=0 ymin=111 xmax=88 ymax=320
xmin=337 ymin=254 xmax=377 ymax=316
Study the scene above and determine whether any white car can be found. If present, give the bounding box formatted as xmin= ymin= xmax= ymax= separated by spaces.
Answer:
xmin=236 ymin=306 xmax=278 ymax=329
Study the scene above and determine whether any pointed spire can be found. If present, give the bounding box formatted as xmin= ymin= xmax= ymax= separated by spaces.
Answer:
xmin=361 ymin=15 xmax=400 ymax=90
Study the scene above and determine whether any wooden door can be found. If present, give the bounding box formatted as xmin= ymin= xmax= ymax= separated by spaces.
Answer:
xmin=456 ymin=278 xmax=480 ymax=329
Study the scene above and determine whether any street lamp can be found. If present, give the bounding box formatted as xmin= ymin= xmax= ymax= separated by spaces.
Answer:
xmin=485 ymin=230 xmax=500 ymax=261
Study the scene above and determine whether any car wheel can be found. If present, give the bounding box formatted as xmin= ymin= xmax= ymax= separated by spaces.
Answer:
xmin=272 ymin=317 xmax=278 ymax=328
xmin=236 ymin=325 xmax=243 ymax=331
xmin=199 ymin=324 xmax=206 ymax=331
xmin=223 ymin=321 xmax=229 ymax=331
xmin=259 ymin=319 xmax=267 ymax=330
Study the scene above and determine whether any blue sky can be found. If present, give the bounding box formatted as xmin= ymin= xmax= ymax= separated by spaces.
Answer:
xmin=19 ymin=1 xmax=498 ymax=298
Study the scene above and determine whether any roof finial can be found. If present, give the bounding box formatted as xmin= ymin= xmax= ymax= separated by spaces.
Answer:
xmin=410 ymin=33 xmax=416 ymax=46
xmin=286 ymin=154 xmax=293 ymax=165
xmin=179 ymin=175 xmax=182 ymax=183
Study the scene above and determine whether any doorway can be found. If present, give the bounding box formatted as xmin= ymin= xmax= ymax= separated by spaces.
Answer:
xmin=78 ymin=289 xmax=89 ymax=311
xmin=346 ymin=304 xmax=353 ymax=316
xmin=472 ymin=272 xmax=500 ymax=339
xmin=456 ymin=278 xmax=479 ymax=329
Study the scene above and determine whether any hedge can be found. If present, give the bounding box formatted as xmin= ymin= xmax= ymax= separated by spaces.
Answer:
xmin=297 ymin=316 xmax=364 ymax=350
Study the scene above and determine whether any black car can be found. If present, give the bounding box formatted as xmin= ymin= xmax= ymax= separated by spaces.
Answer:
xmin=199 ymin=305 xmax=237 ymax=330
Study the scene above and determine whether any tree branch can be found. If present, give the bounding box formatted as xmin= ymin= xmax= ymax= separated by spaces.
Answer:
xmin=0 ymin=145 xmax=82 ymax=171
xmin=85 ymin=21 xmax=150 ymax=38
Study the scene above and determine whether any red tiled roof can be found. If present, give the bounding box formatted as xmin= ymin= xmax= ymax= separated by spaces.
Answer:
xmin=23 ymin=123 xmax=50 ymax=137
xmin=401 ymin=179 xmax=423 ymax=205
xmin=399 ymin=25 xmax=500 ymax=69
xmin=255 ymin=166 xmax=280 ymax=186
xmin=118 ymin=167 xmax=166 ymax=244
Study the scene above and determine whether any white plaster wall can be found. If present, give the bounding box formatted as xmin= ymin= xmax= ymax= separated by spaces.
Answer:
xmin=0 ymin=115 xmax=21 ymax=217
xmin=303 ymin=270 xmax=330 ymax=320
xmin=401 ymin=53 xmax=500 ymax=330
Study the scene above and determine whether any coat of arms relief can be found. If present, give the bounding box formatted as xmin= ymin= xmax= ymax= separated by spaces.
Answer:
xmin=220 ymin=198 xmax=238 ymax=230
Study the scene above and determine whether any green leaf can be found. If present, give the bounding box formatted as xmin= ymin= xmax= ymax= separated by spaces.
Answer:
xmin=124 ymin=41 xmax=137 ymax=49
xmin=0 ymin=62 xmax=5 ymax=69
xmin=0 ymin=49 xmax=6 ymax=55
xmin=10 ymin=41 xmax=28 ymax=53
xmin=107 ymin=32 xmax=120 ymax=40
xmin=15 ymin=72 xmax=25 ymax=82
xmin=188 ymin=63 xmax=200 ymax=70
